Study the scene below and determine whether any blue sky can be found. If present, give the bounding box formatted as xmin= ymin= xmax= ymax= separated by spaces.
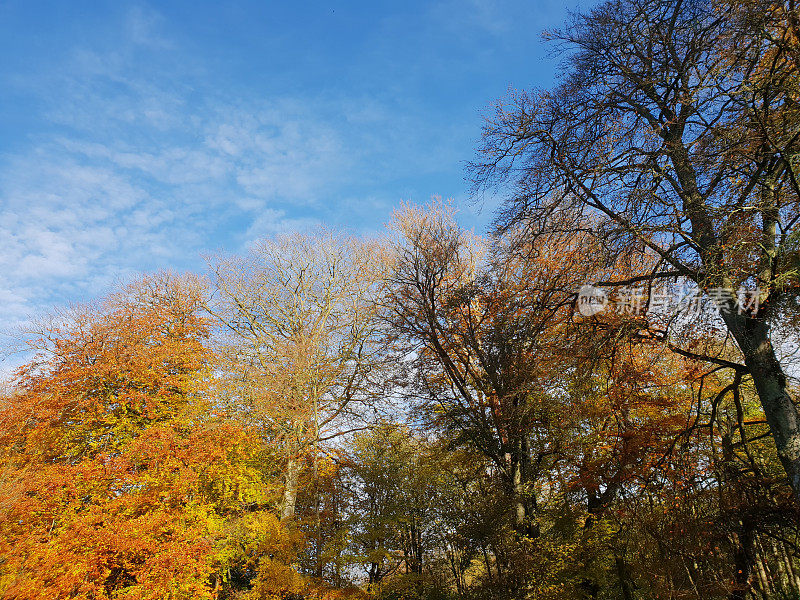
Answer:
xmin=0 ymin=0 xmax=589 ymax=367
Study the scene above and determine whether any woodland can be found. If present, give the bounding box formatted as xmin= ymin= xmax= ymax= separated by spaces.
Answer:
xmin=3 ymin=0 xmax=800 ymax=598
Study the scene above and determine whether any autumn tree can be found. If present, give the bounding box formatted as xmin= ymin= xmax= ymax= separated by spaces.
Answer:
xmin=0 ymin=275 xmax=267 ymax=598
xmin=208 ymin=230 xmax=390 ymax=521
xmin=344 ymin=424 xmax=439 ymax=586
xmin=470 ymin=0 xmax=800 ymax=500
xmin=386 ymin=202 xmax=610 ymax=553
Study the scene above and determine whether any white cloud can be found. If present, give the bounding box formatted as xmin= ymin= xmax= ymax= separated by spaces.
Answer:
xmin=2 ymin=76 xmax=346 ymax=349
xmin=244 ymin=208 xmax=322 ymax=244
xmin=125 ymin=5 xmax=174 ymax=50
xmin=0 ymin=3 xmax=473 ymax=360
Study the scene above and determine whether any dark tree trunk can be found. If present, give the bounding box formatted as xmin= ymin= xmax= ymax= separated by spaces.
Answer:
xmin=615 ymin=555 xmax=635 ymax=600
xmin=729 ymin=522 xmax=756 ymax=600
xmin=509 ymin=435 xmax=539 ymax=538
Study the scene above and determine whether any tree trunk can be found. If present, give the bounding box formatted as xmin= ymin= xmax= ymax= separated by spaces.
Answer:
xmin=753 ymin=538 xmax=774 ymax=599
xmin=724 ymin=312 xmax=800 ymax=500
xmin=509 ymin=436 xmax=539 ymax=538
xmin=481 ymin=543 xmax=493 ymax=582
xmin=512 ymin=453 xmax=526 ymax=531
xmin=771 ymin=539 xmax=791 ymax=596
xmin=281 ymin=456 xmax=301 ymax=520
xmin=778 ymin=541 xmax=800 ymax=594
xmin=614 ymin=555 xmax=635 ymax=600
xmin=729 ymin=523 xmax=755 ymax=600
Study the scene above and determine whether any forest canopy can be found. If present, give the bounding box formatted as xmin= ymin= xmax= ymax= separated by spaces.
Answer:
xmin=3 ymin=0 xmax=800 ymax=599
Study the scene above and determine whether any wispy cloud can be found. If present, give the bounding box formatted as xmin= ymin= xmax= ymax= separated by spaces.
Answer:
xmin=0 ymin=7 xmax=350 ymax=348
xmin=0 ymin=1 xmax=502 ymax=376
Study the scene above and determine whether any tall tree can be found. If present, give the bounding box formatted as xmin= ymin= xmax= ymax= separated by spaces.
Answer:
xmin=387 ymin=202 xmax=595 ymax=541
xmin=470 ymin=0 xmax=800 ymax=499
xmin=0 ymin=275 xmax=273 ymax=598
xmin=209 ymin=230 xmax=389 ymax=520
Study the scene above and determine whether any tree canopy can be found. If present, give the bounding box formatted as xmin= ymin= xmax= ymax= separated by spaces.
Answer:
xmin=3 ymin=1 xmax=800 ymax=598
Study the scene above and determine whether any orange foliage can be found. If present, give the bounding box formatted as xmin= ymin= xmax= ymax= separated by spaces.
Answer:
xmin=0 ymin=275 xmax=287 ymax=599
